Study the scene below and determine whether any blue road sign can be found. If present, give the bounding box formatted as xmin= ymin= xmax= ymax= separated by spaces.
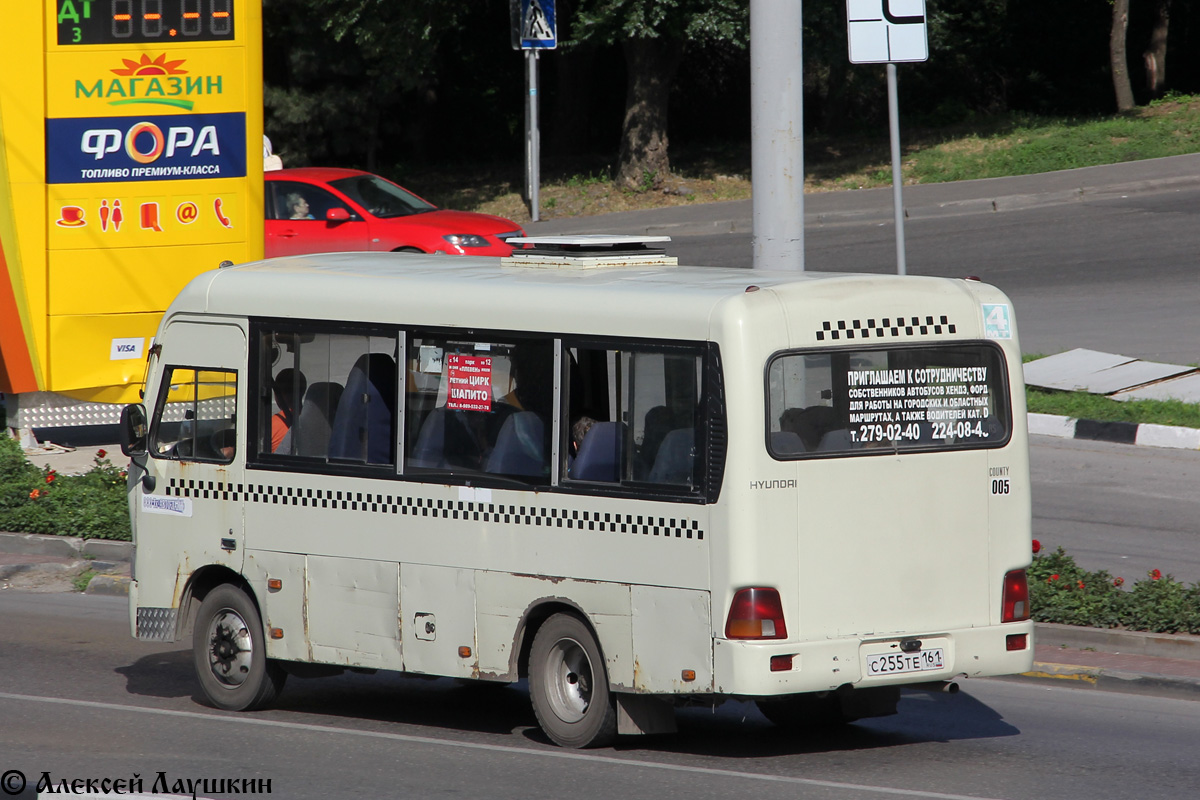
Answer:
xmin=513 ymin=0 xmax=556 ymax=50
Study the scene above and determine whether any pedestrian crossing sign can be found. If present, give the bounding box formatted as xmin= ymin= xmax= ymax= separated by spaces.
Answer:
xmin=511 ymin=0 xmax=557 ymax=50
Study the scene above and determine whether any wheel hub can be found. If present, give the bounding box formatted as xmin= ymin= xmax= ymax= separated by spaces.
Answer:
xmin=207 ymin=608 xmax=253 ymax=688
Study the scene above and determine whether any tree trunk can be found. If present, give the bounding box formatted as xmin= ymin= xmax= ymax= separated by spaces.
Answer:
xmin=1110 ymin=0 xmax=1135 ymax=112
xmin=1143 ymin=0 xmax=1171 ymax=99
xmin=616 ymin=38 xmax=684 ymax=190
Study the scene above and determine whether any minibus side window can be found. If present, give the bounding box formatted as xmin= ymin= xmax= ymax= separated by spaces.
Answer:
xmin=404 ymin=334 xmax=554 ymax=482
xmin=563 ymin=346 xmax=703 ymax=489
xmin=150 ymin=367 xmax=238 ymax=463
xmin=256 ymin=328 xmax=399 ymax=466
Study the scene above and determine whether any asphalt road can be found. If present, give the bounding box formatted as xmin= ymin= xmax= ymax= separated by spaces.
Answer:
xmin=1 ymin=592 xmax=1198 ymax=800
xmin=666 ymin=187 xmax=1200 ymax=365
xmin=530 ymin=158 xmax=1200 ymax=365
xmin=1030 ymin=434 xmax=1200 ymax=583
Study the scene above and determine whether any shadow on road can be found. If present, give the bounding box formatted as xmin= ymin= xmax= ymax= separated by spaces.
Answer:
xmin=114 ymin=650 xmax=194 ymax=700
xmin=116 ymin=651 xmax=1019 ymax=755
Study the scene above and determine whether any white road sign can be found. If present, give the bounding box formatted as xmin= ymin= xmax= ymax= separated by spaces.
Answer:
xmin=847 ymin=0 xmax=929 ymax=64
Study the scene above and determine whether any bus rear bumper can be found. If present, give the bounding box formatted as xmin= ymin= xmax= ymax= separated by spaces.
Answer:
xmin=712 ymin=621 xmax=1036 ymax=697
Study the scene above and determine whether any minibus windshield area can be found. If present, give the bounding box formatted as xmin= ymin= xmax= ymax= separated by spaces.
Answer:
xmin=767 ymin=343 xmax=1010 ymax=458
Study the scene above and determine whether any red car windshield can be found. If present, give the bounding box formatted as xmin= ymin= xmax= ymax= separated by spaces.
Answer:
xmin=329 ymin=174 xmax=436 ymax=219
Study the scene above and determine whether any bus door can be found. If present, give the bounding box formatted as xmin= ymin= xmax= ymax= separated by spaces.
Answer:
xmin=137 ymin=321 xmax=248 ymax=589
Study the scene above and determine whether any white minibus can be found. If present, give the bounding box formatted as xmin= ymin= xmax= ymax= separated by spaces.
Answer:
xmin=120 ymin=236 xmax=1033 ymax=748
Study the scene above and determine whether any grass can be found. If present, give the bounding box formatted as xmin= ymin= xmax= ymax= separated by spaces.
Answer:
xmin=1027 ymin=389 xmax=1200 ymax=429
xmin=395 ymin=93 xmax=1200 ymax=224
xmin=1022 ymin=353 xmax=1200 ymax=429
xmin=72 ymin=568 xmax=96 ymax=593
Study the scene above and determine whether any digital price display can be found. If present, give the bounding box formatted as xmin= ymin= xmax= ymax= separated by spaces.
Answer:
xmin=56 ymin=0 xmax=235 ymax=45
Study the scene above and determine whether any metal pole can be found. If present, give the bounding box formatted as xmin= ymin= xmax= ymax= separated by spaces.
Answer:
xmin=887 ymin=63 xmax=907 ymax=276
xmin=750 ymin=0 xmax=803 ymax=271
xmin=527 ymin=50 xmax=540 ymax=222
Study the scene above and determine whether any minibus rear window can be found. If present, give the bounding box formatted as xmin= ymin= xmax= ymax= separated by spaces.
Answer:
xmin=766 ymin=343 xmax=1011 ymax=458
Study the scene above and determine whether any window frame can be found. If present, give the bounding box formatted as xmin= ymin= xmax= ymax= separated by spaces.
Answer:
xmin=147 ymin=364 xmax=239 ymax=465
xmin=763 ymin=340 xmax=1013 ymax=461
xmin=245 ymin=318 xmax=725 ymax=505
xmin=248 ymin=318 xmax=402 ymax=477
xmin=555 ymin=335 xmax=722 ymax=504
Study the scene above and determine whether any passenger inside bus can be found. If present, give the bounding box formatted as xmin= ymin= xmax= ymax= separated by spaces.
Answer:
xmin=271 ymin=368 xmax=307 ymax=453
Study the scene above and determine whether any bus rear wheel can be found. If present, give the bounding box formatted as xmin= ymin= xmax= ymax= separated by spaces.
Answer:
xmin=528 ymin=613 xmax=617 ymax=748
xmin=193 ymin=584 xmax=286 ymax=711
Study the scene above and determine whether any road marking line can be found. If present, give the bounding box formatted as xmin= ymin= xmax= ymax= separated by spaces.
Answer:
xmin=0 ymin=691 xmax=1008 ymax=800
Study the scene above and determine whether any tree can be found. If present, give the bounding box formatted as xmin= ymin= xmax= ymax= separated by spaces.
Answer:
xmin=1110 ymin=0 xmax=1135 ymax=111
xmin=262 ymin=0 xmax=466 ymax=168
xmin=1143 ymin=0 xmax=1171 ymax=98
xmin=570 ymin=1 xmax=747 ymax=189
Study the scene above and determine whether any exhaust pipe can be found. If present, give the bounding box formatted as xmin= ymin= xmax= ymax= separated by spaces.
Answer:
xmin=911 ymin=680 xmax=960 ymax=694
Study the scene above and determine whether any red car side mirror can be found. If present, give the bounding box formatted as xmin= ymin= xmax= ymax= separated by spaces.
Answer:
xmin=325 ymin=207 xmax=351 ymax=223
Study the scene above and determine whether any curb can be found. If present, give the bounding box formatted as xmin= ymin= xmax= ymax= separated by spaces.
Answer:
xmin=1014 ymin=663 xmax=1200 ymax=701
xmin=1035 ymin=622 xmax=1200 ymax=659
xmin=1028 ymin=412 xmax=1200 ymax=450
xmin=0 ymin=532 xmax=131 ymax=594
xmin=1008 ymin=623 xmax=1200 ymax=700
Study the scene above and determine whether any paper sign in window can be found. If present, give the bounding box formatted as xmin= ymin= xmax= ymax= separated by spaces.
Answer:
xmin=446 ymin=354 xmax=493 ymax=412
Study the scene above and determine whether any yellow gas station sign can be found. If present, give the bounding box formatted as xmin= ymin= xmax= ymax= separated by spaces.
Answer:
xmin=1 ymin=0 xmax=262 ymax=414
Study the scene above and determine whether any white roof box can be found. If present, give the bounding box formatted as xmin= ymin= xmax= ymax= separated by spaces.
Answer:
xmin=502 ymin=234 xmax=677 ymax=269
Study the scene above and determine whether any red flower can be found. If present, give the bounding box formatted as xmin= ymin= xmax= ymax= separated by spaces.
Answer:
xmin=1150 ymin=569 xmax=1162 ymax=581
xmin=1049 ymin=574 xmax=1060 ymax=582
xmin=45 ymin=472 xmax=56 ymax=483
xmin=96 ymin=448 xmax=107 ymax=459
xmin=1077 ymin=581 xmax=1086 ymax=590
xmin=29 ymin=488 xmax=41 ymax=499
xmin=1032 ymin=539 xmax=1041 ymax=554
xmin=1114 ymin=577 xmax=1125 ymax=587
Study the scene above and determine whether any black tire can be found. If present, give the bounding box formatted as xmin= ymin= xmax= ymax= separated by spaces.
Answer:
xmin=192 ymin=584 xmax=286 ymax=711
xmin=528 ymin=613 xmax=618 ymax=748
xmin=393 ymin=247 xmax=423 ymax=253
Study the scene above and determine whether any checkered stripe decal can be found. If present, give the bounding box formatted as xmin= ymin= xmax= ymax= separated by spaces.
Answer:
xmin=816 ymin=315 xmax=956 ymax=342
xmin=164 ymin=478 xmax=704 ymax=540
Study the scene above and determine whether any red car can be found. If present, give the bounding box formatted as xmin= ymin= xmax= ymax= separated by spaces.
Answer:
xmin=264 ymin=167 xmax=524 ymax=258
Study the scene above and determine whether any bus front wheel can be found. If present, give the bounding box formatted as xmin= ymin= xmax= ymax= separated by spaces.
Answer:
xmin=193 ymin=584 xmax=287 ymax=711
xmin=528 ymin=613 xmax=617 ymax=748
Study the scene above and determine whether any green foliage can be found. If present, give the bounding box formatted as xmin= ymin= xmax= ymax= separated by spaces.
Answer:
xmin=1029 ymin=547 xmax=1200 ymax=634
xmin=1028 ymin=547 xmax=1126 ymax=628
xmin=72 ymin=569 xmax=96 ymax=593
xmin=907 ymin=99 xmax=1200 ymax=184
xmin=0 ymin=438 xmax=131 ymax=541
xmin=1025 ymin=387 xmax=1200 ymax=430
xmin=571 ymin=0 xmax=748 ymax=47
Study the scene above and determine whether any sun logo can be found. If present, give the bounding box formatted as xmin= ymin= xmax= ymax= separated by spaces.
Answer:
xmin=111 ymin=53 xmax=188 ymax=77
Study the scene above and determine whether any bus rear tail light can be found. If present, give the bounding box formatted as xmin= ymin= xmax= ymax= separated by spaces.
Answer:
xmin=725 ymin=588 xmax=788 ymax=640
xmin=1002 ymin=569 xmax=1029 ymax=622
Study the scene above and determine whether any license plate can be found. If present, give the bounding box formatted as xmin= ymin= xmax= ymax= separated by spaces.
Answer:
xmin=866 ymin=647 xmax=945 ymax=676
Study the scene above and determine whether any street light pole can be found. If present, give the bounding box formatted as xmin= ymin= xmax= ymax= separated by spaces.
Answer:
xmin=750 ymin=0 xmax=804 ymax=271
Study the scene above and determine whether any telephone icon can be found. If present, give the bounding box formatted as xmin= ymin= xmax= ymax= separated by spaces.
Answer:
xmin=214 ymin=198 xmax=233 ymax=229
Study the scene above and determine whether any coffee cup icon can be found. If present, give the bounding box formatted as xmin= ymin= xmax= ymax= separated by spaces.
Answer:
xmin=57 ymin=206 xmax=86 ymax=227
